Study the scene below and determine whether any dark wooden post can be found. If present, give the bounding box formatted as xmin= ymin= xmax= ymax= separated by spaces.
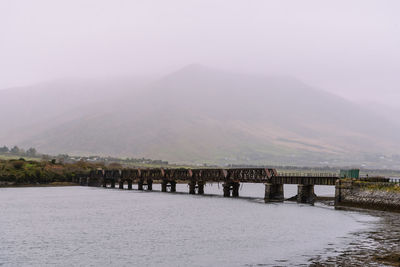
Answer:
xmin=102 ymin=179 xmax=107 ymax=188
xmin=127 ymin=180 xmax=132 ymax=190
xmin=119 ymin=180 xmax=124 ymax=189
xmin=111 ymin=179 xmax=115 ymax=188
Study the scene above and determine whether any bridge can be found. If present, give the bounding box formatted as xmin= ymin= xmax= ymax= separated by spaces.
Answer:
xmin=80 ymin=168 xmax=339 ymax=204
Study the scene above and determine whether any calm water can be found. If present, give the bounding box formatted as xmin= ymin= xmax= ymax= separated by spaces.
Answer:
xmin=0 ymin=184 xmax=377 ymax=266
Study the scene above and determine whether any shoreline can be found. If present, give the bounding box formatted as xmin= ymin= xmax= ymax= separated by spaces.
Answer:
xmin=0 ymin=182 xmax=79 ymax=188
xmin=310 ymin=207 xmax=400 ymax=266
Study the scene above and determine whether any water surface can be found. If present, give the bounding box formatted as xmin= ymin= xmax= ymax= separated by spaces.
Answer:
xmin=0 ymin=185 xmax=376 ymax=266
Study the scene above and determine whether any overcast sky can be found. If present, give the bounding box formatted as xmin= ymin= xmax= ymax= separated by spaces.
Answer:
xmin=1 ymin=0 xmax=399 ymax=106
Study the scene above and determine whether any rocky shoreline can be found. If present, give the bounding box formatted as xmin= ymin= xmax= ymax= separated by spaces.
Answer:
xmin=310 ymin=208 xmax=400 ymax=266
xmin=335 ymin=179 xmax=400 ymax=212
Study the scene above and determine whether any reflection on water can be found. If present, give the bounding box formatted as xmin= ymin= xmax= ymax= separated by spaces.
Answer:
xmin=0 ymin=185 xmax=381 ymax=266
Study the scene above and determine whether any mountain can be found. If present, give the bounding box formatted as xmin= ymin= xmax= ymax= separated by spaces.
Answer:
xmin=1 ymin=65 xmax=399 ymax=166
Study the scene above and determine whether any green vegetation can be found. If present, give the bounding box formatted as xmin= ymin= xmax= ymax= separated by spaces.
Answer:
xmin=354 ymin=180 xmax=400 ymax=193
xmin=0 ymin=158 xmax=102 ymax=186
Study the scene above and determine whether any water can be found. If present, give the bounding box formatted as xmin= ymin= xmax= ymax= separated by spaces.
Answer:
xmin=0 ymin=185 xmax=379 ymax=266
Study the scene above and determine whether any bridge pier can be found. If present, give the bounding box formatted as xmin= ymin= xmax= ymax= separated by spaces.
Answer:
xmin=127 ymin=180 xmax=132 ymax=190
xmin=138 ymin=180 xmax=144 ymax=191
xmin=264 ymin=183 xmax=284 ymax=202
xmin=198 ymin=181 xmax=205 ymax=195
xmin=232 ymin=182 xmax=240 ymax=197
xmin=189 ymin=181 xmax=196 ymax=194
xmin=111 ymin=179 xmax=115 ymax=188
xmin=147 ymin=179 xmax=153 ymax=191
xmin=102 ymin=179 xmax=107 ymax=188
xmin=119 ymin=180 xmax=124 ymax=189
xmin=170 ymin=181 xmax=176 ymax=192
xmin=297 ymin=184 xmax=316 ymax=204
xmin=161 ymin=181 xmax=167 ymax=192
xmin=223 ymin=183 xmax=231 ymax=197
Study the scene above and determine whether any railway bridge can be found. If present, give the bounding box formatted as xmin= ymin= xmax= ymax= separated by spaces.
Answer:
xmin=82 ymin=168 xmax=339 ymax=204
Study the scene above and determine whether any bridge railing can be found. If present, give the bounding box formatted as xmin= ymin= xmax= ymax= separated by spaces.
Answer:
xmin=277 ymin=172 xmax=338 ymax=178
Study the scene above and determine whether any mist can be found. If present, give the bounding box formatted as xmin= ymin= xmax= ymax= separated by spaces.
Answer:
xmin=1 ymin=0 xmax=399 ymax=106
xmin=1 ymin=1 xmax=400 ymax=168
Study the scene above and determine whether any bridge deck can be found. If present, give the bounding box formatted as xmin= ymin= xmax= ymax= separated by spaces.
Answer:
xmin=91 ymin=168 xmax=338 ymax=186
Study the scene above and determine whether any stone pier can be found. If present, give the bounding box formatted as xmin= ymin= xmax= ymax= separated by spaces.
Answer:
xmin=297 ymin=184 xmax=316 ymax=204
xmin=264 ymin=183 xmax=284 ymax=202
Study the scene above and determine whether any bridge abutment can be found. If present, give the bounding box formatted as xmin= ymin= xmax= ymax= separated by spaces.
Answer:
xmin=297 ymin=184 xmax=316 ymax=204
xmin=264 ymin=183 xmax=284 ymax=202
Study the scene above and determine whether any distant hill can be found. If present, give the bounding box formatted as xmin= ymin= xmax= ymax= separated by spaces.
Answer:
xmin=1 ymin=65 xmax=399 ymax=167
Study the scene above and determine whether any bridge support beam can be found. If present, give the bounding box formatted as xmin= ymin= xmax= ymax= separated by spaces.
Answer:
xmin=170 ymin=181 xmax=177 ymax=192
xmin=111 ymin=180 xmax=115 ymax=188
xmin=264 ymin=183 xmax=284 ymax=202
xmin=147 ymin=179 xmax=153 ymax=191
xmin=138 ymin=180 xmax=144 ymax=191
xmin=232 ymin=182 xmax=240 ymax=197
xmin=127 ymin=180 xmax=132 ymax=190
xmin=223 ymin=183 xmax=231 ymax=197
xmin=161 ymin=181 xmax=167 ymax=192
xmin=297 ymin=184 xmax=316 ymax=204
xmin=197 ymin=181 xmax=205 ymax=195
xmin=119 ymin=181 xmax=124 ymax=189
xmin=189 ymin=181 xmax=196 ymax=194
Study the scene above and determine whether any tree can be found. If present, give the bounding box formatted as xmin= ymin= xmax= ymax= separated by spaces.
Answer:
xmin=10 ymin=146 xmax=20 ymax=155
xmin=0 ymin=146 xmax=9 ymax=153
xmin=26 ymin=148 xmax=37 ymax=157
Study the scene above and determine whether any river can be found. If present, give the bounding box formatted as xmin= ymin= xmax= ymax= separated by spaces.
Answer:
xmin=0 ymin=184 xmax=398 ymax=266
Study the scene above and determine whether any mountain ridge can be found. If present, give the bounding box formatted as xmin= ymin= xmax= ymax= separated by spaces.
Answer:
xmin=1 ymin=65 xmax=399 ymax=166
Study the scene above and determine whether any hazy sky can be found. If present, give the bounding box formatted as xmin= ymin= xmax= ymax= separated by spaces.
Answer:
xmin=1 ymin=0 xmax=399 ymax=106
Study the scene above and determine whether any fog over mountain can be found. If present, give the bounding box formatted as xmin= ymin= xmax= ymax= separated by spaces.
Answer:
xmin=1 ymin=65 xmax=399 ymax=167
xmin=1 ymin=1 xmax=399 ymax=167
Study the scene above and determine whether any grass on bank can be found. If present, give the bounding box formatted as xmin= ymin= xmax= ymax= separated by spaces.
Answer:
xmin=354 ymin=180 xmax=400 ymax=193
